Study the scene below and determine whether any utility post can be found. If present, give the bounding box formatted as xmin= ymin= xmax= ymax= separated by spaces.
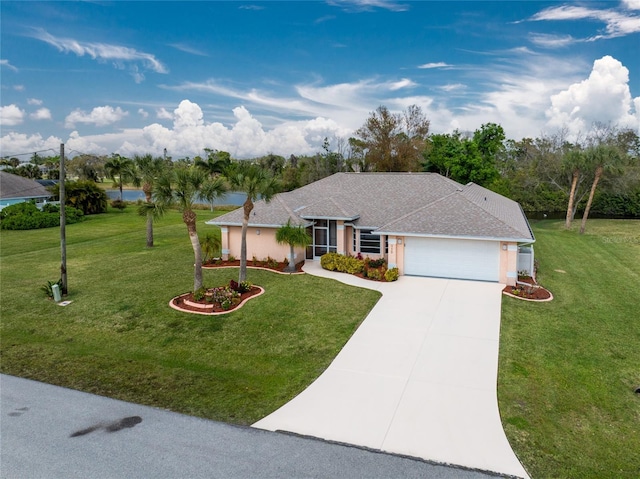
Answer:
xmin=59 ymin=143 xmax=68 ymax=295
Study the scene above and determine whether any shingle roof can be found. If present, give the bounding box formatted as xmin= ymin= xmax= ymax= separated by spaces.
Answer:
xmin=209 ymin=172 xmax=534 ymax=242
xmin=0 ymin=172 xmax=52 ymax=200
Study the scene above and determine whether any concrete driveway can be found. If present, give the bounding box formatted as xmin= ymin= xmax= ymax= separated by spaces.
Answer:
xmin=253 ymin=262 xmax=529 ymax=479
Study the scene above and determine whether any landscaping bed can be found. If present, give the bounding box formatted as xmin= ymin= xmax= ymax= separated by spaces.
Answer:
xmin=204 ymin=258 xmax=305 ymax=273
xmin=502 ymin=277 xmax=552 ymax=301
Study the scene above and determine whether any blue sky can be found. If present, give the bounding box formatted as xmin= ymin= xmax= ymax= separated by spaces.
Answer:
xmin=1 ymin=0 xmax=639 ymax=159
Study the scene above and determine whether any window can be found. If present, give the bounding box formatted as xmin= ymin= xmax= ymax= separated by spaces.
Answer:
xmin=359 ymin=230 xmax=380 ymax=254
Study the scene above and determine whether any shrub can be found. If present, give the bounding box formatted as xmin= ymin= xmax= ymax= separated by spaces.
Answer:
xmin=0 ymin=202 xmax=83 ymax=230
xmin=110 ymin=199 xmax=127 ymax=210
xmin=41 ymin=279 xmax=62 ymax=299
xmin=384 ymin=267 xmax=399 ymax=282
xmin=367 ymin=257 xmax=386 ymax=269
xmin=321 ymin=252 xmax=364 ymax=274
xmin=193 ymin=287 xmax=207 ymax=302
xmin=49 ymin=180 xmax=108 ymax=215
xmin=366 ymin=268 xmax=382 ymax=280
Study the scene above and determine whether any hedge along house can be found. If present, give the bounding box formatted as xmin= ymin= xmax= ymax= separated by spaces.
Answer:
xmin=207 ymin=173 xmax=535 ymax=286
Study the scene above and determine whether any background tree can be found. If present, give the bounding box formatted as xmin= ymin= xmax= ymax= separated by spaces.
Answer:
xmin=423 ymin=124 xmax=502 ymax=187
xmin=225 ymin=162 xmax=280 ymax=282
xmin=351 ymin=105 xmax=429 ymax=172
xmin=275 ymin=219 xmax=312 ymax=272
xmin=133 ymin=154 xmax=166 ymax=247
xmin=66 ymin=154 xmax=105 ymax=181
xmin=104 ymin=154 xmax=135 ymax=200
xmin=195 ymin=149 xmax=231 ymax=178
xmin=155 ymin=167 xmax=215 ymax=292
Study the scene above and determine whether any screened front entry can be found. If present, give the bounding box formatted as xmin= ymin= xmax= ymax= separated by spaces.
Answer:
xmin=307 ymin=220 xmax=337 ymax=259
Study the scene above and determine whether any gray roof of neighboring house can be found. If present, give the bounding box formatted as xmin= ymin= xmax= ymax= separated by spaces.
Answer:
xmin=208 ymin=172 xmax=534 ymax=242
xmin=0 ymin=171 xmax=52 ymax=200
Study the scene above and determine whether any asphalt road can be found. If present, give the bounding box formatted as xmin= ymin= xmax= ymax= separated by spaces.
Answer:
xmin=0 ymin=374 xmax=502 ymax=479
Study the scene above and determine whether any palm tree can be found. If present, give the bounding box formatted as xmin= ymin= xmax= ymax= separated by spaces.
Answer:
xmin=225 ymin=162 xmax=280 ymax=282
xmin=276 ymin=219 xmax=311 ymax=272
xmin=562 ymin=148 xmax=585 ymax=229
xmin=155 ymin=167 xmax=226 ymax=291
xmin=104 ymin=154 xmax=135 ymax=200
xmin=579 ymin=144 xmax=624 ymax=234
xmin=200 ymin=176 xmax=227 ymax=212
xmin=195 ymin=149 xmax=231 ymax=178
xmin=133 ymin=154 xmax=166 ymax=247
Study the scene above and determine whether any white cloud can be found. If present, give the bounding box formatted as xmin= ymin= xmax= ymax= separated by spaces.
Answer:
xmin=0 ymin=104 xmax=25 ymax=126
xmin=54 ymin=101 xmax=351 ymax=159
xmin=418 ymin=62 xmax=451 ymax=69
xmin=438 ymin=83 xmax=466 ymax=92
xmin=28 ymin=98 xmax=43 ymax=106
xmin=138 ymin=108 xmax=149 ymax=118
xmin=30 ymin=108 xmax=52 ymax=121
xmin=156 ymin=108 xmax=173 ymax=120
xmin=623 ymin=0 xmax=640 ymax=10
xmin=1 ymin=59 xmax=18 ymax=72
xmin=65 ymin=106 xmax=128 ymax=128
xmin=328 ymin=0 xmax=409 ymax=12
xmin=0 ymin=132 xmax=61 ymax=157
xmin=546 ymin=55 xmax=639 ymax=136
xmin=529 ymin=33 xmax=576 ymax=48
xmin=13 ymin=85 xmax=25 ymax=92
xmin=30 ymin=29 xmax=168 ymax=80
xmin=66 ymin=130 xmax=109 ymax=155
xmin=168 ymin=43 xmax=208 ymax=56
xmin=530 ymin=5 xmax=640 ymax=40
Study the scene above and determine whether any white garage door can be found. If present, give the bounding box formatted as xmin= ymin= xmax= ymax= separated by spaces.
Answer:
xmin=404 ymin=237 xmax=500 ymax=282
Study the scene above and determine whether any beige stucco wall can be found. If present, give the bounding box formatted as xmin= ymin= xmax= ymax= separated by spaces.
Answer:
xmin=499 ymin=242 xmax=518 ymax=286
xmin=222 ymin=226 xmax=306 ymax=265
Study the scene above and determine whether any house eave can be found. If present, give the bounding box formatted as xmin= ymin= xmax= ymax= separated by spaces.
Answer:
xmin=373 ymin=231 xmax=535 ymax=243
xmin=299 ymin=215 xmax=360 ymax=221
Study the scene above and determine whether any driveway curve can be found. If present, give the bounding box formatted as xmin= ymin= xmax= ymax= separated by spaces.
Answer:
xmin=253 ymin=261 xmax=529 ymax=479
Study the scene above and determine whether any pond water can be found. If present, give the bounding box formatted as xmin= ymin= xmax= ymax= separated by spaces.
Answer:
xmin=107 ymin=189 xmax=246 ymax=206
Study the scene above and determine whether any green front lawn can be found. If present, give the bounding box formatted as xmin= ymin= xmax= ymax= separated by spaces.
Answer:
xmin=499 ymin=219 xmax=640 ymax=478
xmin=0 ymin=207 xmax=380 ymax=424
xmin=2 ymin=209 xmax=638 ymax=476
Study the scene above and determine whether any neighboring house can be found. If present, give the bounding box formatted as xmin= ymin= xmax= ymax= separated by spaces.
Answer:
xmin=207 ymin=173 xmax=535 ymax=286
xmin=0 ymin=171 xmax=52 ymax=211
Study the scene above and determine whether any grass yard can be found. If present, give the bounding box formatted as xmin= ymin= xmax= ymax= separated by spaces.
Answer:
xmin=0 ymin=207 xmax=380 ymax=425
xmin=499 ymin=219 xmax=640 ymax=478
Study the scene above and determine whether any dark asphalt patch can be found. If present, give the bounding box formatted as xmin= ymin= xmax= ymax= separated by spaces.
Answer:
xmin=70 ymin=416 xmax=142 ymax=437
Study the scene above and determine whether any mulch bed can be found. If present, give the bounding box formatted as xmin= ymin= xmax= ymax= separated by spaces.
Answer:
xmin=203 ymin=259 xmax=305 ymax=273
xmin=502 ymin=277 xmax=552 ymax=301
xmin=171 ymin=286 xmax=263 ymax=314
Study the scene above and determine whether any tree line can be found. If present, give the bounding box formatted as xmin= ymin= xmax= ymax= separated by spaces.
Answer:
xmin=3 ymin=104 xmax=639 ymax=225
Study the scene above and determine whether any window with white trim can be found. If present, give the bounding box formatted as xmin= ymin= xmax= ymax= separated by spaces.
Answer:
xmin=359 ymin=230 xmax=381 ymax=254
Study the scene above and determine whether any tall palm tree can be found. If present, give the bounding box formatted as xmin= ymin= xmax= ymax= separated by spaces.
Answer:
xmin=133 ymin=154 xmax=166 ymax=247
xmin=225 ymin=162 xmax=280 ymax=282
xmin=155 ymin=167 xmax=226 ymax=291
xmin=104 ymin=154 xmax=135 ymax=201
xmin=276 ymin=219 xmax=312 ymax=272
xmin=579 ymin=144 xmax=624 ymax=234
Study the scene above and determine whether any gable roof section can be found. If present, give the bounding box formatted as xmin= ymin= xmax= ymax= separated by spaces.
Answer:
xmin=0 ymin=171 xmax=51 ymax=200
xmin=297 ymin=196 xmax=359 ymax=221
xmin=376 ymin=191 xmax=532 ymax=241
xmin=208 ymin=172 xmax=534 ymax=242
